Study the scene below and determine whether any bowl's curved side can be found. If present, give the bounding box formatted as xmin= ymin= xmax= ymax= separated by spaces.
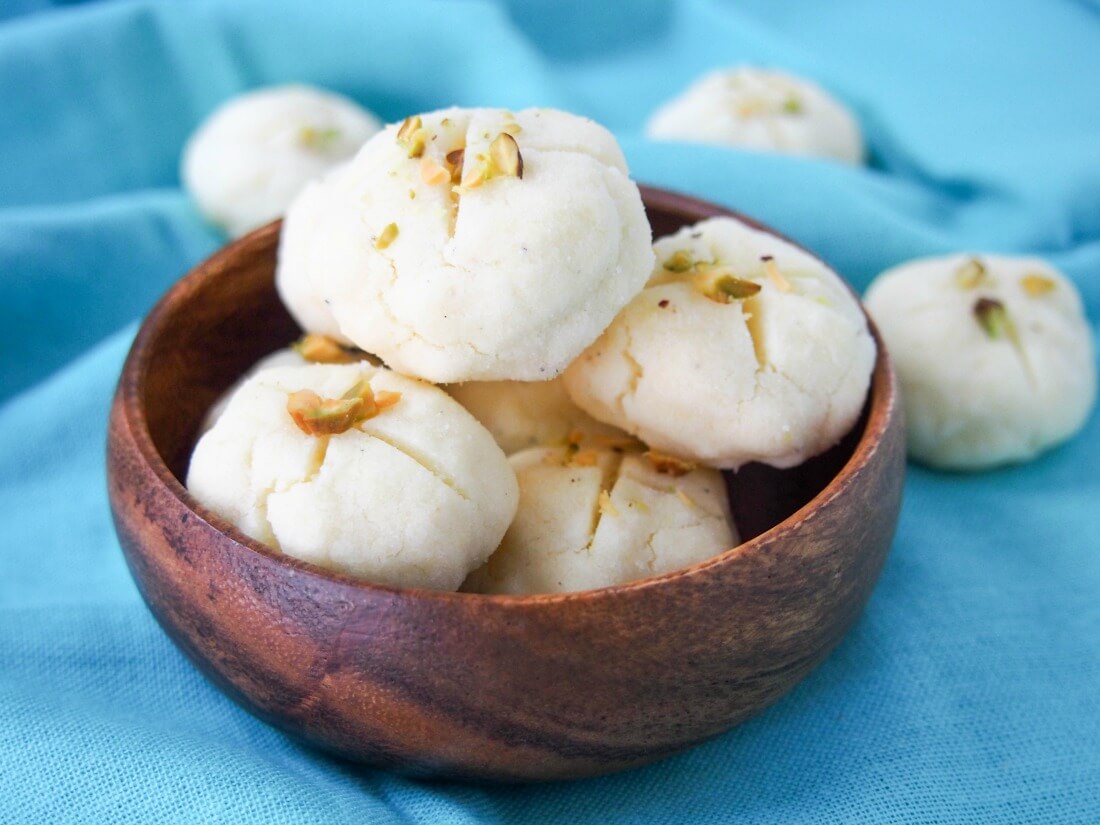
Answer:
xmin=107 ymin=192 xmax=905 ymax=782
xmin=269 ymin=349 xmax=905 ymax=782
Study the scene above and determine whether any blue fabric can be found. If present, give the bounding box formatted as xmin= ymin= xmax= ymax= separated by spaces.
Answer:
xmin=1 ymin=0 xmax=1098 ymax=821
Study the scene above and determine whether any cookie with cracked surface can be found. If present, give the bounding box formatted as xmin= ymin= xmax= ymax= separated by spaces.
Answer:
xmin=645 ymin=67 xmax=863 ymax=165
xmin=563 ymin=216 xmax=876 ymax=470
xmin=279 ymin=106 xmax=654 ymax=383
xmin=186 ymin=363 xmax=518 ymax=591
xmin=462 ymin=446 xmax=737 ymax=595
xmin=182 ymin=84 xmax=382 ymax=238
xmin=864 ymin=254 xmax=1096 ymax=470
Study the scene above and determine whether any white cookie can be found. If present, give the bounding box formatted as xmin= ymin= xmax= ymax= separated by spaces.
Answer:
xmin=864 ymin=254 xmax=1096 ymax=469
xmin=646 ymin=68 xmax=863 ymax=165
xmin=446 ymin=377 xmax=628 ymax=455
xmin=281 ymin=107 xmax=654 ymax=383
xmin=182 ymin=84 xmax=381 ymax=237
xmin=563 ymin=217 xmax=876 ymax=469
xmin=187 ymin=363 xmax=518 ymax=590
xmin=463 ymin=447 xmax=737 ymax=594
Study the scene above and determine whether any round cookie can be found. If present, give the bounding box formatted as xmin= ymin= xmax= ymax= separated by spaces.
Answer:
xmin=645 ymin=67 xmax=863 ymax=165
xmin=563 ymin=216 xmax=876 ymax=470
xmin=463 ymin=447 xmax=737 ymax=595
xmin=182 ymin=84 xmax=381 ymax=237
xmin=281 ymin=106 xmax=654 ymax=383
xmin=447 ymin=377 xmax=628 ymax=455
xmin=187 ymin=363 xmax=518 ymax=590
xmin=864 ymin=254 xmax=1096 ymax=470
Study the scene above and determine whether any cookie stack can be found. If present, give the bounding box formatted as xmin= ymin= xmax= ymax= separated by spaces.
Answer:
xmin=188 ymin=106 xmax=876 ymax=594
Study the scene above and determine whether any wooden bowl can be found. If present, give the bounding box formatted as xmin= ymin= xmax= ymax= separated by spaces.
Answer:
xmin=107 ymin=186 xmax=905 ymax=782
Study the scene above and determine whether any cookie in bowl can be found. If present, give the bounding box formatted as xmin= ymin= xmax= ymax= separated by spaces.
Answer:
xmin=276 ymin=107 xmax=654 ymax=383
xmin=187 ymin=362 xmax=517 ymax=591
xmin=564 ymin=216 xmax=876 ymax=469
xmin=464 ymin=443 xmax=737 ymax=595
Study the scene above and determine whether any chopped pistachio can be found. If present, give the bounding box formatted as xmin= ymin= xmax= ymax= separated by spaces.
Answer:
xmin=662 ymin=250 xmax=695 ymax=273
xmin=572 ymin=449 xmax=598 ymax=467
xmin=396 ymin=115 xmax=426 ymax=158
xmin=374 ymin=222 xmax=399 ymax=250
xmin=287 ymin=390 xmax=363 ymax=436
xmin=1021 ymin=272 xmax=1056 ymax=297
xmin=455 ymin=136 xmax=523 ymax=192
xmin=782 ymin=96 xmax=802 ymax=114
xmin=292 ymin=333 xmax=359 ymax=364
xmin=419 ymin=156 xmax=450 ymax=186
xmin=408 ymin=189 xmax=416 ymax=200
xmin=489 ymin=132 xmax=523 ymax=178
xmin=458 ymin=164 xmax=487 ymax=191
xmin=696 ymin=270 xmax=762 ymax=303
xmin=973 ymin=297 xmax=1017 ymax=342
xmin=645 ymin=450 xmax=696 ymax=477
xmin=374 ymin=390 xmax=402 ymax=411
xmin=396 ymin=115 xmax=421 ymax=143
xmin=598 ymin=489 xmax=619 ymax=517
xmin=629 ymin=498 xmax=650 ymax=514
xmin=340 ymin=380 xmax=400 ymax=421
xmin=445 ymin=148 xmax=465 ymax=183
xmin=299 ymin=125 xmax=341 ymax=150
xmin=954 ymin=258 xmax=988 ymax=289
xmin=761 ymin=256 xmax=792 ymax=292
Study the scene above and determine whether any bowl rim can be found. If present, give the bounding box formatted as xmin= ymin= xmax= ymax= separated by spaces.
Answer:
xmin=116 ymin=184 xmax=899 ymax=606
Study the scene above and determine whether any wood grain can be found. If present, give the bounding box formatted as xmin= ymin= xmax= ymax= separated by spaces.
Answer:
xmin=107 ymin=186 xmax=906 ymax=782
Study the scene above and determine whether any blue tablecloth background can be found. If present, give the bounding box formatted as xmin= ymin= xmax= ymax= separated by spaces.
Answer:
xmin=2 ymin=1 xmax=1098 ymax=821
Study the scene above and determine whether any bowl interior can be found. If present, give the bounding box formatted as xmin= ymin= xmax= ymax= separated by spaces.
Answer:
xmin=136 ymin=188 xmax=869 ymax=550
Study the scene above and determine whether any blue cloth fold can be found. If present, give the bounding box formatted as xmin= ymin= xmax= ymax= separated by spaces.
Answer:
xmin=1 ymin=0 xmax=1097 ymax=821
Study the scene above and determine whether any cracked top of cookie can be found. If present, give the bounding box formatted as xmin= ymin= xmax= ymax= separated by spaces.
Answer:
xmin=462 ymin=444 xmax=737 ymax=595
xmin=275 ymin=106 xmax=655 ymax=384
xmin=563 ymin=216 xmax=876 ymax=470
xmin=186 ymin=362 xmax=518 ymax=591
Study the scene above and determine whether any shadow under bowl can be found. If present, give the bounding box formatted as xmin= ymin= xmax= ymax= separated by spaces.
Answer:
xmin=107 ymin=185 xmax=905 ymax=782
